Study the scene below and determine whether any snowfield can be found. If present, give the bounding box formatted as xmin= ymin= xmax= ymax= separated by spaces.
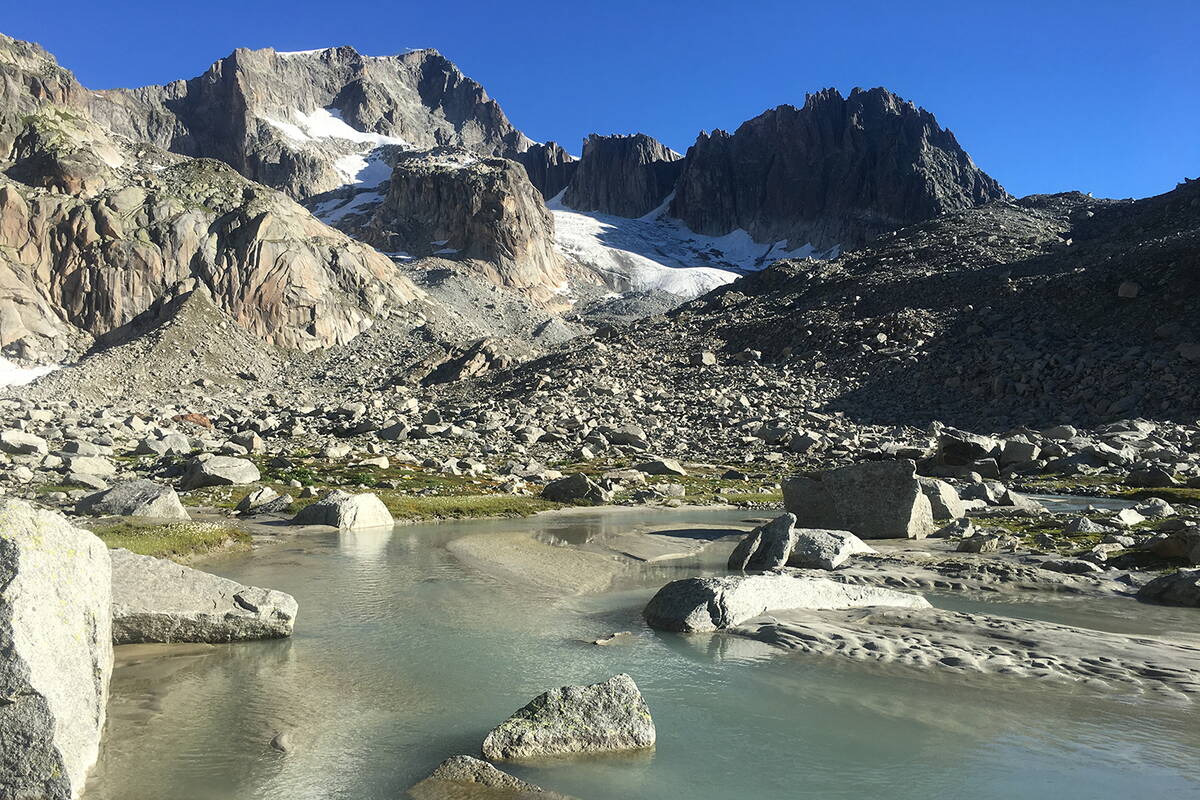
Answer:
xmin=548 ymin=192 xmax=838 ymax=298
xmin=0 ymin=357 xmax=57 ymax=387
xmin=259 ymin=107 xmax=411 ymax=186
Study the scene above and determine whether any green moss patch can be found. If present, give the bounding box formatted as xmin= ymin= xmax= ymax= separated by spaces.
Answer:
xmin=86 ymin=519 xmax=250 ymax=561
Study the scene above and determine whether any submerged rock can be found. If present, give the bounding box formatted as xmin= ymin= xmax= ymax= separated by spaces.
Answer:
xmin=75 ymin=479 xmax=189 ymax=520
xmin=727 ymin=513 xmax=797 ymax=570
xmin=291 ymin=489 xmax=394 ymax=530
xmin=407 ymin=755 xmax=577 ymax=799
xmin=783 ymin=460 xmax=936 ymax=539
xmin=110 ymin=548 xmax=297 ymax=643
xmin=0 ymin=500 xmax=112 ymax=800
xmin=481 ymin=674 xmax=655 ymax=761
xmin=643 ymin=573 xmax=931 ymax=632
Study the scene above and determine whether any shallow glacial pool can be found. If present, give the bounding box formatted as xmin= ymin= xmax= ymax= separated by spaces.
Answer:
xmin=86 ymin=508 xmax=1200 ymax=799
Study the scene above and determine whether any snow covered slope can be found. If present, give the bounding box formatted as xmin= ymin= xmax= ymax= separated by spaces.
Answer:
xmin=549 ymin=192 xmax=838 ymax=298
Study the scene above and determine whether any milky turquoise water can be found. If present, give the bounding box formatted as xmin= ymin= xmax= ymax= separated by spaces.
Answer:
xmin=86 ymin=508 xmax=1200 ymax=800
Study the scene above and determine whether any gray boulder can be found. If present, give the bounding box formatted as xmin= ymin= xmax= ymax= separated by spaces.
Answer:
xmin=936 ymin=429 xmax=1000 ymax=465
xmin=1138 ymin=569 xmax=1200 ymax=607
xmin=110 ymin=548 xmax=297 ymax=643
xmin=643 ymin=573 xmax=931 ymax=632
xmin=291 ymin=490 xmax=394 ymax=530
xmin=75 ymin=479 xmax=189 ymax=520
xmin=788 ymin=528 xmax=876 ymax=570
xmin=0 ymin=430 xmax=48 ymax=455
xmin=62 ymin=455 xmax=116 ymax=477
xmin=407 ymin=755 xmax=577 ymax=799
xmin=727 ymin=513 xmax=797 ymax=570
xmin=917 ymin=477 xmax=965 ymax=520
xmin=635 ymin=458 xmax=687 ymax=476
xmin=783 ymin=460 xmax=936 ymax=539
xmin=0 ymin=500 xmax=112 ymax=800
xmin=180 ymin=455 xmax=261 ymax=490
xmin=482 ymin=674 xmax=655 ymax=761
xmin=541 ymin=473 xmax=612 ymax=504
xmin=1125 ymin=468 xmax=1179 ymax=488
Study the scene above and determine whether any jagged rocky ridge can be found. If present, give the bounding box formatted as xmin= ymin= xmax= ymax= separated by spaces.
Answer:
xmin=562 ymin=133 xmax=683 ymax=218
xmin=670 ymin=88 xmax=1007 ymax=250
xmin=88 ymin=45 xmax=536 ymax=201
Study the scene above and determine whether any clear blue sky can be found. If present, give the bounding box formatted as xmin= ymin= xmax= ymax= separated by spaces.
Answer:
xmin=6 ymin=0 xmax=1197 ymax=199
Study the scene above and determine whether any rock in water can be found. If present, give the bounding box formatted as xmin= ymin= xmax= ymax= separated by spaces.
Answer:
xmin=291 ymin=490 xmax=394 ymax=530
xmin=0 ymin=500 xmax=112 ymax=800
xmin=110 ymin=548 xmax=297 ymax=643
xmin=407 ymin=755 xmax=578 ymax=799
xmin=782 ymin=460 xmax=936 ymax=539
xmin=75 ymin=479 xmax=189 ymax=520
xmin=180 ymin=455 xmax=261 ymax=490
xmin=643 ymin=573 xmax=931 ymax=632
xmin=788 ymin=528 xmax=877 ymax=570
xmin=481 ymin=674 xmax=655 ymax=761
xmin=728 ymin=513 xmax=797 ymax=570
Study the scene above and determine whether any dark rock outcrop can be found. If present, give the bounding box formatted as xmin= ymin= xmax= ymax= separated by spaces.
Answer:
xmin=563 ymin=133 xmax=683 ymax=218
xmin=365 ymin=147 xmax=566 ymax=305
xmin=670 ymin=87 xmax=1007 ymax=249
xmin=515 ymin=141 xmax=578 ymax=199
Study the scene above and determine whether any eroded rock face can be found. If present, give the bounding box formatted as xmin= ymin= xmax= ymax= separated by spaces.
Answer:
xmin=563 ymin=133 xmax=682 ymax=218
xmin=670 ymin=87 xmax=1007 ymax=250
xmin=365 ymin=148 xmax=566 ymax=305
xmin=110 ymin=548 xmax=297 ymax=643
xmin=783 ymin=460 xmax=936 ymax=539
xmin=0 ymin=499 xmax=112 ymax=800
xmin=482 ymin=674 xmax=655 ymax=761
xmin=642 ymin=573 xmax=930 ymax=632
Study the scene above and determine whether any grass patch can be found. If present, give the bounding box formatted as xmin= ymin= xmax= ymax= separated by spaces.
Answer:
xmin=720 ymin=490 xmax=784 ymax=505
xmin=87 ymin=520 xmax=250 ymax=561
xmin=1116 ymin=487 xmax=1200 ymax=505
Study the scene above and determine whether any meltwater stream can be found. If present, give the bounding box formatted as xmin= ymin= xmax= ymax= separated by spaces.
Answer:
xmin=86 ymin=508 xmax=1200 ymax=799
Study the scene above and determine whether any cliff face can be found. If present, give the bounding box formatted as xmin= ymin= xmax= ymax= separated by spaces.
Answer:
xmin=88 ymin=46 xmax=536 ymax=200
xmin=0 ymin=37 xmax=426 ymax=364
xmin=563 ymin=133 xmax=683 ymax=218
xmin=363 ymin=147 xmax=566 ymax=305
xmin=669 ymin=88 xmax=1007 ymax=249
xmin=514 ymin=141 xmax=577 ymax=199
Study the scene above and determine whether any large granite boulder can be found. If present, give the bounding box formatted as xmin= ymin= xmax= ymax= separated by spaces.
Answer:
xmin=0 ymin=430 xmax=48 ymax=455
xmin=407 ymin=755 xmax=577 ymax=799
xmin=643 ymin=573 xmax=930 ymax=632
xmin=541 ymin=473 xmax=612 ymax=504
xmin=180 ymin=455 xmax=261 ymax=490
xmin=0 ymin=500 xmax=112 ymax=800
xmin=917 ymin=477 xmax=966 ymax=520
xmin=1137 ymin=569 xmax=1200 ymax=607
xmin=788 ymin=528 xmax=876 ymax=570
xmin=110 ymin=548 xmax=297 ymax=643
xmin=783 ymin=460 xmax=936 ymax=539
xmin=291 ymin=489 xmax=394 ymax=530
xmin=482 ymin=674 xmax=655 ymax=761
xmin=75 ymin=479 xmax=189 ymax=520
xmin=728 ymin=513 xmax=797 ymax=570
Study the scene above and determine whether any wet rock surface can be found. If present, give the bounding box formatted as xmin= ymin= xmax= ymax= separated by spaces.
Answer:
xmin=482 ymin=674 xmax=655 ymax=761
xmin=109 ymin=548 xmax=297 ymax=644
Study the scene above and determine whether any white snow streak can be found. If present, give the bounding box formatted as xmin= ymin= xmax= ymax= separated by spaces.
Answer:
xmin=0 ymin=358 xmax=57 ymax=387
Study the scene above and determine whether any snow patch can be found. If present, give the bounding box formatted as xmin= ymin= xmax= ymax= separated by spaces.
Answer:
xmin=312 ymin=190 xmax=385 ymax=224
xmin=0 ymin=358 xmax=57 ymax=387
xmin=548 ymin=192 xmax=838 ymax=299
xmin=260 ymin=107 xmax=411 ymax=188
